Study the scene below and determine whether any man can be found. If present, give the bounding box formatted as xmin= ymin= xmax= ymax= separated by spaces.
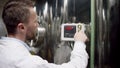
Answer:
xmin=0 ymin=0 xmax=89 ymax=68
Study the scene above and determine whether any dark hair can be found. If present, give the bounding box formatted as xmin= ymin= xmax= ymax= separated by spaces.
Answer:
xmin=2 ymin=0 xmax=34 ymax=34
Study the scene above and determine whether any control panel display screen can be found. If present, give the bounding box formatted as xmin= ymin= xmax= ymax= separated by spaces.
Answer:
xmin=64 ymin=25 xmax=76 ymax=38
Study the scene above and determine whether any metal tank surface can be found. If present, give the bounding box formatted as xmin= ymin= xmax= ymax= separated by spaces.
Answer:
xmin=94 ymin=0 xmax=120 ymax=68
xmin=33 ymin=0 xmax=120 ymax=68
xmin=34 ymin=0 xmax=91 ymax=66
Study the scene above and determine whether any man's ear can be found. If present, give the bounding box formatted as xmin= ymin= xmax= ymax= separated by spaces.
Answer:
xmin=17 ymin=23 xmax=26 ymax=32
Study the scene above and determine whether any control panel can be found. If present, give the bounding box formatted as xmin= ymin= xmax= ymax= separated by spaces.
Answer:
xmin=61 ymin=23 xmax=85 ymax=41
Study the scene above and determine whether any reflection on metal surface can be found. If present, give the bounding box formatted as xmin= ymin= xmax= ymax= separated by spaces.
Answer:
xmin=95 ymin=0 xmax=109 ymax=67
xmin=95 ymin=0 xmax=120 ymax=68
xmin=33 ymin=27 xmax=46 ymax=46
xmin=109 ymin=0 xmax=120 ymax=68
xmin=26 ymin=26 xmax=46 ymax=47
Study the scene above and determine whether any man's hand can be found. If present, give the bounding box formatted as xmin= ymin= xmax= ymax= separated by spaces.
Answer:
xmin=74 ymin=31 xmax=88 ymax=42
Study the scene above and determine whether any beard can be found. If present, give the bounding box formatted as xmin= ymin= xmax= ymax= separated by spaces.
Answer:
xmin=25 ymin=27 xmax=46 ymax=46
xmin=26 ymin=29 xmax=37 ymax=41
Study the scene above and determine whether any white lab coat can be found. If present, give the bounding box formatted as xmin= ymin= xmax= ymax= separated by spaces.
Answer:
xmin=0 ymin=37 xmax=89 ymax=68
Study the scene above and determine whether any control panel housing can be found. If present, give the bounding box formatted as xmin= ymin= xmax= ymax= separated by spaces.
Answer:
xmin=61 ymin=23 xmax=85 ymax=41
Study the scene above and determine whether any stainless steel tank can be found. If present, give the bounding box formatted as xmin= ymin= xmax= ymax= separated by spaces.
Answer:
xmin=35 ymin=0 xmax=90 ymax=65
xmin=94 ymin=0 xmax=119 ymax=68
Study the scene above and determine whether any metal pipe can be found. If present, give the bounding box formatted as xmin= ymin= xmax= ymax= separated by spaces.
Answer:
xmin=90 ymin=0 xmax=95 ymax=68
